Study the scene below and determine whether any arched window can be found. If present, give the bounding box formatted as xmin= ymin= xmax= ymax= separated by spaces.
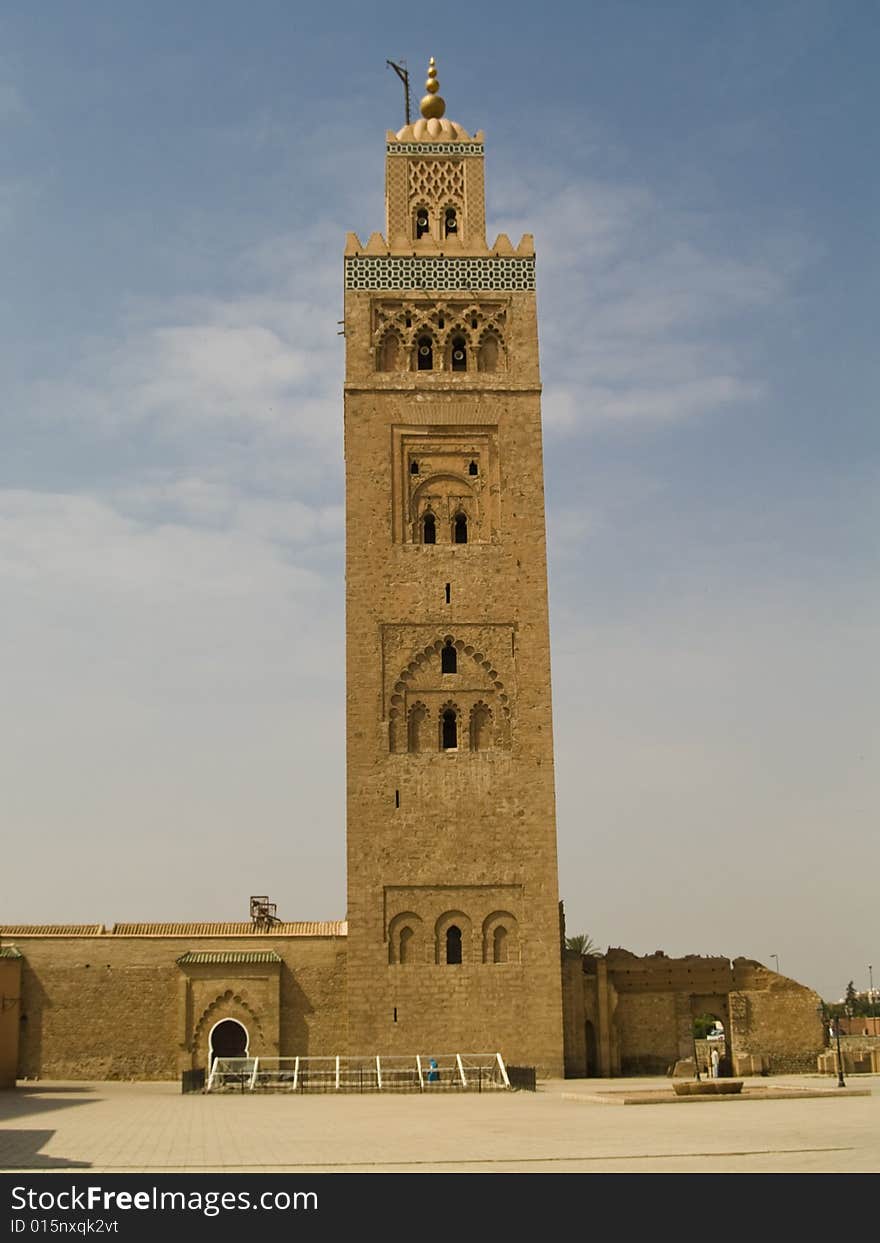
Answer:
xmin=441 ymin=642 xmax=457 ymax=674
xmin=470 ymin=702 xmax=492 ymax=751
xmin=410 ymin=460 xmax=419 ymax=475
xmin=453 ymin=512 xmax=468 ymax=544
xmin=442 ymin=707 xmax=458 ymax=750
xmin=408 ymin=702 xmax=428 ymax=753
xmin=378 ymin=333 xmax=399 ymax=372
xmin=399 ymin=926 xmax=414 ymax=965
xmin=468 ymin=460 xmax=478 ymax=476
xmin=422 ymin=512 xmax=436 ymax=544
xmin=446 ymin=925 xmax=462 ymax=965
xmin=415 ymin=207 xmax=430 ymax=239
xmin=444 ymin=206 xmax=458 ymax=237
xmin=417 ymin=335 xmax=433 ymax=371
xmin=450 ymin=335 xmax=467 ymax=372
xmin=478 ymin=333 xmax=501 ymax=373
xmin=481 ymin=911 xmax=518 ymax=964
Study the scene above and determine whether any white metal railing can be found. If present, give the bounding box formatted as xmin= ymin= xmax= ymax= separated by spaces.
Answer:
xmin=204 ymin=1052 xmax=510 ymax=1093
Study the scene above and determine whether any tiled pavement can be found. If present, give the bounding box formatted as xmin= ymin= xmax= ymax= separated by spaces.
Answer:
xmin=0 ymin=1075 xmax=876 ymax=1173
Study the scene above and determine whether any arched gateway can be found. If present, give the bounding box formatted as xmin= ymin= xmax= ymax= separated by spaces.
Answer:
xmin=209 ymin=1018 xmax=248 ymax=1065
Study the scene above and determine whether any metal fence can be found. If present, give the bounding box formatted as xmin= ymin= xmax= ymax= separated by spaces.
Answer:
xmin=205 ymin=1052 xmax=511 ymax=1094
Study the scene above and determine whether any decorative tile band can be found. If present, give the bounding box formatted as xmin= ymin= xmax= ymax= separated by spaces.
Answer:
xmin=345 ymin=255 xmax=535 ymax=291
xmin=387 ymin=143 xmax=484 ymax=157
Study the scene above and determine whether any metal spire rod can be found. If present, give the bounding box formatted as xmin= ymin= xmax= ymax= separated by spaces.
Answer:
xmin=386 ymin=59 xmax=411 ymax=126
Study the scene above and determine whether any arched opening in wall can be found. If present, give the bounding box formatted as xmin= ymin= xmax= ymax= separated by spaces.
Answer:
xmin=470 ymin=702 xmax=493 ymax=751
xmin=584 ymin=1020 xmax=598 ymax=1077
xmin=422 ymin=512 xmax=436 ymax=544
xmin=414 ymin=207 xmax=430 ymax=239
xmin=444 ymin=206 xmax=458 ymax=237
xmin=407 ymin=702 xmax=429 ymax=753
xmin=446 ymin=925 xmax=462 ymax=965
xmin=441 ymin=641 xmax=457 ymax=673
xmin=410 ymin=460 xmax=420 ymax=475
xmin=209 ymin=1018 xmax=248 ymax=1066
xmin=453 ymin=512 xmax=468 ymax=544
xmin=399 ymin=926 xmax=414 ymax=964
xmin=468 ymin=460 xmax=478 ymax=476
xmin=481 ymin=911 xmax=518 ymax=963
xmin=441 ymin=707 xmax=458 ymax=750
xmin=450 ymin=335 xmax=467 ymax=372
xmin=378 ymin=332 xmax=400 ymax=372
xmin=692 ymin=1012 xmax=730 ymax=1079
xmin=478 ymin=333 xmax=502 ymax=373
xmin=493 ymin=926 xmax=508 ymax=963
xmin=416 ymin=335 xmax=433 ymax=371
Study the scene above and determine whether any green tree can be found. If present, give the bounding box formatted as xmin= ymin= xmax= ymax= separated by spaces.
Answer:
xmin=565 ymin=933 xmax=601 ymax=956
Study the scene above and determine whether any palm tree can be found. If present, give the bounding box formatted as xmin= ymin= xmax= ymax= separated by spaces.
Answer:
xmin=565 ymin=933 xmax=601 ymax=957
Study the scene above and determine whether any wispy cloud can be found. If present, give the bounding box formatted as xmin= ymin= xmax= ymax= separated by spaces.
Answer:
xmin=492 ymin=168 xmax=798 ymax=428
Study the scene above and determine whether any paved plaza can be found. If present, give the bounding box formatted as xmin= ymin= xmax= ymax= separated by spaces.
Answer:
xmin=0 ymin=1075 xmax=876 ymax=1173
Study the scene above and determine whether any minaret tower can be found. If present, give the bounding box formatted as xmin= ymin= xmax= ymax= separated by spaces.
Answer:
xmin=343 ymin=59 xmax=564 ymax=1075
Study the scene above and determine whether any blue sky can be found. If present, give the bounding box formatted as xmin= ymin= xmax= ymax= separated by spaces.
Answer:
xmin=1 ymin=0 xmax=877 ymax=1002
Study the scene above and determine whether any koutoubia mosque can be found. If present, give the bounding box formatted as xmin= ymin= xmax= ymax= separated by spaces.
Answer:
xmin=0 ymin=62 xmax=823 ymax=1088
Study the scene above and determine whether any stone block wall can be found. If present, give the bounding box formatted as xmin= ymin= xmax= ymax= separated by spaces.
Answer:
xmin=4 ymin=931 xmax=347 ymax=1081
xmin=0 ymin=955 xmax=22 ymax=1088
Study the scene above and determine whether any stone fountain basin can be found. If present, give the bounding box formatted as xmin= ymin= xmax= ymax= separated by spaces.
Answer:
xmin=673 ymin=1080 xmax=743 ymax=1096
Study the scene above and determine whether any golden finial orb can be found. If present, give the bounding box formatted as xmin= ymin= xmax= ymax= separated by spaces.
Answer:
xmin=419 ymin=56 xmax=446 ymax=120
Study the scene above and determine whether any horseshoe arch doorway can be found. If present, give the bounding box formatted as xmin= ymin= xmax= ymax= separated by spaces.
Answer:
xmin=209 ymin=1018 xmax=248 ymax=1066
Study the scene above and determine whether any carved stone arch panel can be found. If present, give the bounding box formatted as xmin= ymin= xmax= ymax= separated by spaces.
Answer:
xmin=377 ymin=328 xmax=402 ymax=372
xmin=410 ymin=473 xmax=477 ymax=543
xmin=406 ymin=700 xmax=430 ymax=753
xmin=388 ymin=911 xmax=423 ymax=965
xmin=482 ymin=910 xmax=519 ymax=964
xmin=435 ymin=910 xmax=472 ymax=965
xmin=477 ymin=328 xmax=506 ymax=372
xmin=470 ymin=700 xmax=494 ymax=751
xmin=191 ymin=989 xmax=265 ymax=1063
xmin=390 ymin=636 xmax=512 ymax=752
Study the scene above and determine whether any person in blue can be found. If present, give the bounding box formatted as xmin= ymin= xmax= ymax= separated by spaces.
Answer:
xmin=427 ymin=1057 xmax=439 ymax=1084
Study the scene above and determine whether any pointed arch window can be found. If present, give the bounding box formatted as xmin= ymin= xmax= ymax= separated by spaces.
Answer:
xmin=399 ymin=926 xmax=414 ymax=964
xmin=441 ymin=707 xmax=458 ymax=750
xmin=415 ymin=207 xmax=430 ymax=239
xmin=453 ymin=512 xmax=468 ymax=544
xmin=446 ymin=925 xmax=462 ymax=965
xmin=493 ymin=926 xmax=509 ymax=963
xmin=417 ymin=335 xmax=434 ymax=371
xmin=444 ymin=206 xmax=458 ymax=237
xmin=422 ymin=512 xmax=436 ymax=544
xmin=441 ymin=642 xmax=457 ymax=674
xmin=450 ymin=335 xmax=467 ymax=372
